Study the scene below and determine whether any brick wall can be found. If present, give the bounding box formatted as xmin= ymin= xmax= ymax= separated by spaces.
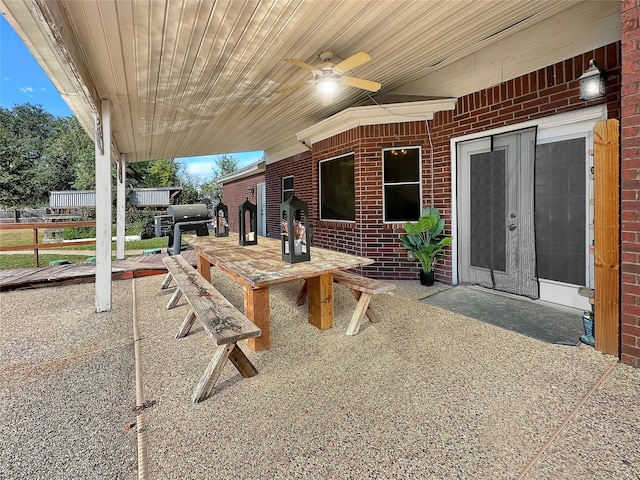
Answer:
xmin=220 ymin=172 xmax=264 ymax=234
xmin=620 ymin=0 xmax=640 ymax=368
xmin=425 ymin=43 xmax=621 ymax=282
xmin=291 ymin=43 xmax=621 ymax=282
xmin=264 ymin=151 xmax=313 ymax=237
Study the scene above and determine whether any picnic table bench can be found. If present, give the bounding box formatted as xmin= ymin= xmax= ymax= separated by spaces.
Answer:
xmin=297 ymin=271 xmax=396 ymax=335
xmin=162 ymin=255 xmax=261 ymax=403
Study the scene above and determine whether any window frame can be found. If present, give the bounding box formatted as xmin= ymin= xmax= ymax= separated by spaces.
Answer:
xmin=382 ymin=146 xmax=422 ymax=223
xmin=319 ymin=152 xmax=356 ymax=222
xmin=281 ymin=176 xmax=294 ymax=202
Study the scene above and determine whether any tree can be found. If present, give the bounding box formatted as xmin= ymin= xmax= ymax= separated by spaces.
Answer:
xmin=0 ymin=104 xmax=55 ymax=208
xmin=200 ymin=154 xmax=239 ymax=204
xmin=37 ymin=116 xmax=94 ymax=194
xmin=126 ymin=158 xmax=181 ymax=189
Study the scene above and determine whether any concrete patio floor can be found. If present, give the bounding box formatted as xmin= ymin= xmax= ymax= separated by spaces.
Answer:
xmin=1 ymin=268 xmax=639 ymax=479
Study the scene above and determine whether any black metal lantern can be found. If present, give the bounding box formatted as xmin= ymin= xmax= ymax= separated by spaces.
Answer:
xmin=280 ymin=195 xmax=310 ymax=263
xmin=578 ymin=59 xmax=607 ymax=101
xmin=238 ymin=197 xmax=258 ymax=246
xmin=214 ymin=202 xmax=229 ymax=237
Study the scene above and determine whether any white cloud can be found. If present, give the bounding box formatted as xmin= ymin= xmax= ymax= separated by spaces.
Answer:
xmin=185 ymin=160 xmax=216 ymax=178
xmin=19 ymin=87 xmax=34 ymax=93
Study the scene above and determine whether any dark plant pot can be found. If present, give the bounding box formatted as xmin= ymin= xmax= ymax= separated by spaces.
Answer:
xmin=419 ymin=270 xmax=435 ymax=286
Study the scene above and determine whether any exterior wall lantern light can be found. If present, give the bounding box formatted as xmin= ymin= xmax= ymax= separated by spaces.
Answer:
xmin=280 ymin=195 xmax=310 ymax=263
xmin=214 ymin=201 xmax=229 ymax=237
xmin=578 ymin=59 xmax=607 ymax=101
xmin=238 ymin=198 xmax=258 ymax=245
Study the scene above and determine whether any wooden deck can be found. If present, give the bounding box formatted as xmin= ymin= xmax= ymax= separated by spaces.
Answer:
xmin=0 ymin=250 xmax=196 ymax=292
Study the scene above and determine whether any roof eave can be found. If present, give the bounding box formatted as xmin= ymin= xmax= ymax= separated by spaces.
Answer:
xmin=296 ymin=98 xmax=457 ymax=147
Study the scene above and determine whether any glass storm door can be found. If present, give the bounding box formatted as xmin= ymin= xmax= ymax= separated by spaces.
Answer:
xmin=457 ymin=128 xmax=538 ymax=298
xmin=257 ymin=182 xmax=266 ymax=236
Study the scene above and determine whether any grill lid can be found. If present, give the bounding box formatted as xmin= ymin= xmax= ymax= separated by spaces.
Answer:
xmin=168 ymin=204 xmax=210 ymax=223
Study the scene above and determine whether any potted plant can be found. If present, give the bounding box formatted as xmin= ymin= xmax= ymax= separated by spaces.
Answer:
xmin=400 ymin=207 xmax=453 ymax=286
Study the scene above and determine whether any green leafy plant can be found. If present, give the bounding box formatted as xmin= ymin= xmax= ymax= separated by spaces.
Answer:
xmin=400 ymin=207 xmax=453 ymax=273
xmin=61 ymin=226 xmax=96 ymax=240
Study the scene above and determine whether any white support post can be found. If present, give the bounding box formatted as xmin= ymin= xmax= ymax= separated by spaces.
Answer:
xmin=95 ymin=99 xmax=112 ymax=312
xmin=116 ymin=153 xmax=126 ymax=260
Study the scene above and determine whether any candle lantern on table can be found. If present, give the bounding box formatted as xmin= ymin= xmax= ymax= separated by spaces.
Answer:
xmin=214 ymin=201 xmax=229 ymax=237
xmin=280 ymin=195 xmax=310 ymax=263
xmin=238 ymin=198 xmax=258 ymax=245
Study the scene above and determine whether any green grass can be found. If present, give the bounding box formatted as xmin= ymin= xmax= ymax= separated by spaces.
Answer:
xmin=118 ymin=237 xmax=166 ymax=250
xmin=1 ymin=229 xmax=166 ymax=249
xmin=0 ymin=229 xmax=44 ymax=246
xmin=52 ymin=237 xmax=167 ymax=251
xmin=0 ymin=237 xmax=169 ymax=269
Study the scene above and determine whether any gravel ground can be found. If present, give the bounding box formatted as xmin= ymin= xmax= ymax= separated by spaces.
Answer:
xmin=0 ymin=282 xmax=137 ymax=480
xmin=1 ymin=270 xmax=639 ymax=479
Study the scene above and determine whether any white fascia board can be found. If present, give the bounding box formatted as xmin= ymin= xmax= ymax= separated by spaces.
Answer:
xmin=217 ymin=161 xmax=265 ymax=185
xmin=264 ymin=142 xmax=309 ymax=165
xmin=296 ymin=99 xmax=457 ymax=147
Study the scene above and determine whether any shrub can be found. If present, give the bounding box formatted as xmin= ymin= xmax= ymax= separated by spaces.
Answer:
xmin=61 ymin=226 xmax=96 ymax=240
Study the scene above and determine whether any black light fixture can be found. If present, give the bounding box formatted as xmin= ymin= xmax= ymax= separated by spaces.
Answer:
xmin=578 ymin=59 xmax=607 ymax=101
xmin=214 ymin=201 xmax=229 ymax=237
xmin=238 ymin=198 xmax=257 ymax=246
xmin=280 ymin=194 xmax=310 ymax=263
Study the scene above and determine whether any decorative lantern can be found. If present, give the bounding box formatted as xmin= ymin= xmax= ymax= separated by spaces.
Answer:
xmin=280 ymin=195 xmax=310 ymax=263
xmin=238 ymin=198 xmax=258 ymax=246
xmin=214 ymin=202 xmax=229 ymax=237
xmin=578 ymin=59 xmax=607 ymax=101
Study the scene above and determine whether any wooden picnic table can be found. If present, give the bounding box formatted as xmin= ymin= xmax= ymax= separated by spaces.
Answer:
xmin=185 ymin=235 xmax=374 ymax=352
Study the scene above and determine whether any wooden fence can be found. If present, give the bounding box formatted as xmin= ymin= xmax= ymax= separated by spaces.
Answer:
xmin=0 ymin=221 xmax=96 ymax=267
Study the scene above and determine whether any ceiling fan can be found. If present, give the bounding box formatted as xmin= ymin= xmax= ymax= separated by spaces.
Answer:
xmin=277 ymin=51 xmax=382 ymax=105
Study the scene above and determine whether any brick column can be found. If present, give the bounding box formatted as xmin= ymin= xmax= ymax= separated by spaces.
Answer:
xmin=620 ymin=0 xmax=640 ymax=368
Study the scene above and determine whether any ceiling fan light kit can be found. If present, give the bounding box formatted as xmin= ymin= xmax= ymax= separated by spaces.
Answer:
xmin=317 ymin=77 xmax=339 ymax=95
xmin=278 ymin=50 xmax=381 ymax=105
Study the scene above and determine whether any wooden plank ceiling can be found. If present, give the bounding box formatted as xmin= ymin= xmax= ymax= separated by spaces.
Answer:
xmin=1 ymin=0 xmax=606 ymax=162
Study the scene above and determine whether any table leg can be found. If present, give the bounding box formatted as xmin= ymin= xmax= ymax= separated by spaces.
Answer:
xmin=307 ymin=273 xmax=333 ymax=330
xmin=244 ymin=286 xmax=270 ymax=352
xmin=196 ymin=253 xmax=211 ymax=282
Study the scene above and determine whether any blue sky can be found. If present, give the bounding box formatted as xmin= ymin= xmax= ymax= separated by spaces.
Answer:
xmin=0 ymin=16 xmax=262 ymax=181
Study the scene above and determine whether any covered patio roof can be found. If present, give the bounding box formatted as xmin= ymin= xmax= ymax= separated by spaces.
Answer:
xmin=0 ymin=0 xmax=621 ymax=312
xmin=0 ymin=1 xmax=619 ymax=162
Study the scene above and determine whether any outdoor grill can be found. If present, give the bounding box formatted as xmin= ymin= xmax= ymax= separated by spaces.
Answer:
xmin=166 ymin=204 xmax=211 ymax=255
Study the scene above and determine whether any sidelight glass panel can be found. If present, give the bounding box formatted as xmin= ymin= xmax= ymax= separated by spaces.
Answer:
xmin=470 ymin=151 xmax=506 ymax=271
xmin=535 ymin=138 xmax=586 ymax=285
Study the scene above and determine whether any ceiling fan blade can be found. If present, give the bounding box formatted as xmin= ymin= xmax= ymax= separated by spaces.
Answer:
xmin=322 ymin=93 xmax=334 ymax=106
xmin=342 ymin=76 xmax=382 ymax=92
xmin=333 ymin=51 xmax=371 ymax=74
xmin=276 ymin=81 xmax=309 ymax=94
xmin=285 ymin=58 xmax=321 ymax=73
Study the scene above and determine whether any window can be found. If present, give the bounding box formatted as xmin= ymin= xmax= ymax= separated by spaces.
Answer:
xmin=282 ymin=176 xmax=294 ymax=202
xmin=320 ymin=154 xmax=355 ymax=221
xmin=383 ymin=147 xmax=421 ymax=222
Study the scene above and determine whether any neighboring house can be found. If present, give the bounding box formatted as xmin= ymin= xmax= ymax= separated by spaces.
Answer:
xmin=129 ymin=187 xmax=183 ymax=207
xmin=217 ymin=160 xmax=266 ymax=236
xmin=49 ymin=190 xmax=97 ymax=211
